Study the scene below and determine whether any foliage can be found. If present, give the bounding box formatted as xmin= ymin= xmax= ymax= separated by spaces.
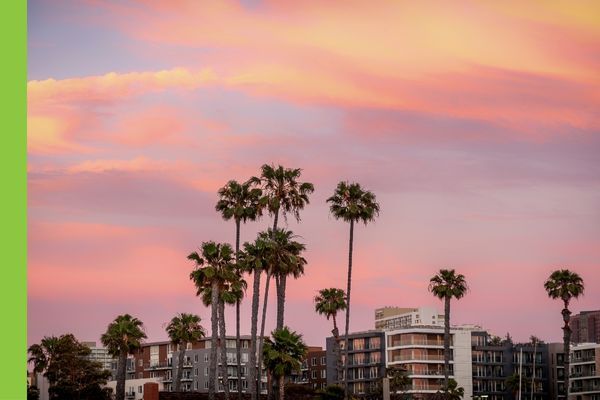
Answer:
xmin=263 ymin=327 xmax=308 ymax=379
xmin=27 ymin=385 xmax=40 ymax=400
xmin=544 ymin=269 xmax=584 ymax=306
xmin=317 ymin=385 xmax=345 ymax=400
xmin=326 ymin=181 xmax=380 ymax=225
xmin=428 ymin=269 xmax=468 ymax=301
xmin=28 ymin=334 xmax=112 ymax=400
xmin=166 ymin=313 xmax=205 ymax=345
xmin=314 ymin=288 xmax=347 ymax=325
xmin=428 ymin=379 xmax=465 ymax=400
xmin=216 ymin=179 xmax=264 ymax=223
xmin=100 ymin=314 xmax=146 ymax=357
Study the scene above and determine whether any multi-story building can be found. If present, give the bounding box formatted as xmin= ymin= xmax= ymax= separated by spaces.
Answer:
xmin=386 ymin=325 xmax=475 ymax=399
xmin=326 ymin=330 xmax=386 ymax=396
xmin=548 ymin=343 xmax=567 ymax=400
xmin=471 ymin=331 xmax=550 ymax=400
xmin=110 ymin=336 xmax=264 ymax=394
xmin=375 ymin=307 xmax=444 ymax=330
xmin=296 ymin=347 xmax=327 ymax=390
xmin=82 ymin=341 xmax=114 ymax=372
xmin=105 ymin=378 xmax=163 ymax=400
xmin=570 ymin=342 xmax=600 ymax=400
xmin=572 ymin=311 xmax=600 ymax=344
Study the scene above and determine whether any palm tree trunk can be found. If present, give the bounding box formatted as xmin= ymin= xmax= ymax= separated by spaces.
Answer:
xmin=443 ymin=296 xmax=451 ymax=391
xmin=258 ymin=271 xmax=272 ymax=400
xmin=279 ymin=375 xmax=285 ymax=400
xmin=174 ymin=342 xmax=186 ymax=392
xmin=562 ymin=303 xmax=572 ymax=399
xmin=270 ymin=210 xmax=279 ymax=400
xmin=235 ymin=218 xmax=242 ymax=400
xmin=116 ymin=350 xmax=127 ymax=400
xmin=220 ymin=300 xmax=230 ymax=399
xmin=249 ymin=268 xmax=261 ymax=400
xmin=343 ymin=219 xmax=354 ymax=400
xmin=332 ymin=315 xmax=342 ymax=387
xmin=276 ymin=275 xmax=286 ymax=330
xmin=209 ymin=282 xmax=219 ymax=400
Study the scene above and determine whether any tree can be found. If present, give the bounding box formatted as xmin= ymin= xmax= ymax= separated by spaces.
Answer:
xmin=317 ymin=385 xmax=345 ymax=400
xmin=544 ymin=269 xmax=584 ymax=398
xmin=326 ymin=181 xmax=380 ymax=399
xmin=262 ymin=327 xmax=308 ymax=400
xmin=314 ymin=288 xmax=347 ymax=384
xmin=100 ymin=315 xmax=146 ymax=400
xmin=505 ymin=372 xmax=520 ymax=397
xmin=255 ymin=228 xmax=306 ymax=399
xmin=166 ymin=313 xmax=205 ymax=392
xmin=240 ymin=236 xmax=270 ymax=400
xmin=216 ymin=179 xmax=264 ymax=400
xmin=28 ymin=334 xmax=112 ymax=400
xmin=428 ymin=269 xmax=468 ymax=391
xmin=430 ymin=378 xmax=464 ymax=400
xmin=189 ymin=242 xmax=236 ymax=400
xmin=364 ymin=367 xmax=410 ymax=400
xmin=250 ymin=164 xmax=314 ymax=330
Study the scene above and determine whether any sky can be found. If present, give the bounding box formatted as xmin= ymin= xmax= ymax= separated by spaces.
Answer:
xmin=28 ymin=0 xmax=600 ymax=349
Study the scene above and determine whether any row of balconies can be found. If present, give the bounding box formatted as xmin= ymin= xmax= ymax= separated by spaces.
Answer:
xmin=389 ymin=339 xmax=446 ymax=347
xmin=389 ymin=354 xmax=451 ymax=362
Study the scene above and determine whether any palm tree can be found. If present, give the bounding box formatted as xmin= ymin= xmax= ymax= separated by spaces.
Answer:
xmin=263 ymin=327 xmax=308 ymax=400
xmin=240 ymin=236 xmax=270 ymax=400
xmin=326 ymin=181 xmax=379 ymax=399
xmin=166 ymin=313 xmax=205 ymax=392
xmin=216 ymin=179 xmax=264 ymax=400
xmin=314 ymin=288 xmax=347 ymax=384
xmin=255 ymin=228 xmax=306 ymax=399
xmin=189 ymin=241 xmax=236 ymax=400
xmin=250 ymin=164 xmax=314 ymax=330
xmin=428 ymin=269 xmax=468 ymax=391
xmin=100 ymin=314 xmax=147 ymax=400
xmin=544 ymin=269 xmax=584 ymax=398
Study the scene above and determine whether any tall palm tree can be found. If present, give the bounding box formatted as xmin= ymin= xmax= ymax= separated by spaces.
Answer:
xmin=544 ymin=269 xmax=584 ymax=398
xmin=100 ymin=314 xmax=147 ymax=400
xmin=250 ymin=163 xmax=314 ymax=330
xmin=326 ymin=181 xmax=379 ymax=399
xmin=166 ymin=313 xmax=205 ymax=392
xmin=263 ymin=327 xmax=308 ymax=400
xmin=256 ymin=228 xmax=306 ymax=399
xmin=216 ymin=179 xmax=264 ymax=400
xmin=428 ymin=269 xmax=468 ymax=392
xmin=189 ymin=241 xmax=236 ymax=400
xmin=240 ymin=236 xmax=270 ymax=400
xmin=314 ymin=288 xmax=347 ymax=384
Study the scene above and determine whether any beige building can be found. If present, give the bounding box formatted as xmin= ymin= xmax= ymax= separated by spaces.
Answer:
xmin=570 ymin=342 xmax=600 ymax=400
xmin=375 ymin=306 xmax=444 ymax=330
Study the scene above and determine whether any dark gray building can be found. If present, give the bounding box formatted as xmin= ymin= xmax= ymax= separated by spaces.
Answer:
xmin=326 ymin=330 xmax=386 ymax=396
xmin=471 ymin=331 xmax=550 ymax=400
xmin=571 ymin=311 xmax=600 ymax=344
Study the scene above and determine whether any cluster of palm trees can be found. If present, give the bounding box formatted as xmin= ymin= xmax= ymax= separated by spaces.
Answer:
xmin=93 ymin=161 xmax=585 ymax=400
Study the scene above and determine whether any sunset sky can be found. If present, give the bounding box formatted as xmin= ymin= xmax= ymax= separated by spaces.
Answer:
xmin=28 ymin=0 xmax=600 ymax=348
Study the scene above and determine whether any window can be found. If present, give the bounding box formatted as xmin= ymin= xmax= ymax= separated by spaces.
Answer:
xmin=194 ymin=354 xmax=199 ymax=362
xmin=312 ymin=370 xmax=317 ymax=379
xmin=312 ymin=357 xmax=317 ymax=366
xmin=195 ymin=368 xmax=198 ymax=376
xmin=195 ymin=382 xmax=198 ymax=390
xmin=242 ymin=340 xmax=249 ymax=349
xmin=321 ymin=370 xmax=326 ymax=379
xmin=321 ymin=356 xmax=326 ymax=365
xmin=242 ymin=353 xmax=248 ymax=363
xmin=204 ymin=354 xmax=209 ymax=362
xmin=138 ymin=386 xmax=143 ymax=394
xmin=187 ymin=343 xmax=192 ymax=350
xmin=204 ymin=381 xmax=209 ymax=389
xmin=205 ymin=367 xmax=209 ymax=376
xmin=138 ymin=359 xmax=143 ymax=366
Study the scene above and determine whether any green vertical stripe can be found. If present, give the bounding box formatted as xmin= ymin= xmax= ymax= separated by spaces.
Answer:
xmin=0 ymin=1 xmax=26 ymax=399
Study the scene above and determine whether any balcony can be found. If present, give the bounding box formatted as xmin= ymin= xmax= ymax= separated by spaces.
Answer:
xmin=390 ymin=354 xmax=451 ymax=362
xmin=390 ymin=339 xmax=446 ymax=347
xmin=145 ymin=362 xmax=172 ymax=370
xmin=410 ymin=383 xmax=443 ymax=391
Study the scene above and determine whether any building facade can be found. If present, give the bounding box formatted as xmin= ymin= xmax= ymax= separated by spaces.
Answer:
xmin=548 ymin=342 xmax=567 ymax=400
xmin=326 ymin=330 xmax=386 ymax=396
xmin=375 ymin=307 xmax=444 ymax=331
xmin=570 ymin=342 xmax=600 ymax=400
xmin=572 ymin=311 xmax=600 ymax=345
xmin=385 ymin=326 xmax=474 ymax=399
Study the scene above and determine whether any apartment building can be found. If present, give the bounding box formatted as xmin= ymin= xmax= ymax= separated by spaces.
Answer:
xmin=326 ymin=330 xmax=386 ymax=396
xmin=375 ymin=306 xmax=444 ymax=330
xmin=386 ymin=325 xmax=475 ymax=399
xmin=105 ymin=378 xmax=163 ymax=400
xmin=548 ymin=342 xmax=567 ymax=399
xmin=572 ymin=311 xmax=600 ymax=344
xmin=82 ymin=341 xmax=114 ymax=372
xmin=110 ymin=336 xmax=263 ymax=393
xmin=570 ymin=342 xmax=600 ymax=400
xmin=471 ymin=331 xmax=550 ymax=400
xmin=294 ymin=347 xmax=327 ymax=390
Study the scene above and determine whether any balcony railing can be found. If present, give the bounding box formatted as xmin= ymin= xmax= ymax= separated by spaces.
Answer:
xmin=411 ymin=383 xmax=443 ymax=391
xmin=390 ymin=339 xmax=446 ymax=347
xmin=390 ymin=354 xmax=450 ymax=362
xmin=145 ymin=362 xmax=172 ymax=370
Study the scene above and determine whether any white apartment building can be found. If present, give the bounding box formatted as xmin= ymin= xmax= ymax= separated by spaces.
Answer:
xmin=375 ymin=306 xmax=444 ymax=330
xmin=385 ymin=325 xmax=476 ymax=399
xmin=570 ymin=342 xmax=600 ymax=400
xmin=105 ymin=378 xmax=163 ymax=400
